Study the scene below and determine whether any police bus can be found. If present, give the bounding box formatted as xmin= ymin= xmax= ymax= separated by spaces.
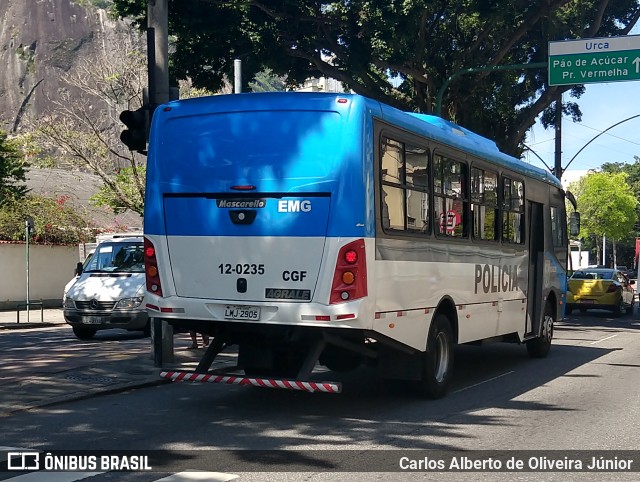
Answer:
xmin=143 ymin=92 xmax=578 ymax=398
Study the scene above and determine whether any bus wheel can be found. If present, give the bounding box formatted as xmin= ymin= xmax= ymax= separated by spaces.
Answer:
xmin=72 ymin=326 xmax=97 ymax=340
xmin=526 ymin=303 xmax=553 ymax=358
xmin=418 ymin=314 xmax=454 ymax=399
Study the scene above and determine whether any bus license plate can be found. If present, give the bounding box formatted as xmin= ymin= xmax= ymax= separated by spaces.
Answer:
xmin=224 ymin=305 xmax=261 ymax=321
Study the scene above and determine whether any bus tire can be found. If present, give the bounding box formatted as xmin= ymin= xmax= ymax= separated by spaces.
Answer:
xmin=73 ymin=326 xmax=97 ymax=340
xmin=526 ymin=303 xmax=553 ymax=358
xmin=418 ymin=314 xmax=454 ymax=399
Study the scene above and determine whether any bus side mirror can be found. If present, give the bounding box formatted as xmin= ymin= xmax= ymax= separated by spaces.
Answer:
xmin=569 ymin=212 xmax=580 ymax=237
xmin=75 ymin=262 xmax=83 ymax=277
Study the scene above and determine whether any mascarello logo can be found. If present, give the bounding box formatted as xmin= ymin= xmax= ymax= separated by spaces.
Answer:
xmin=7 ymin=452 xmax=39 ymax=470
xmin=216 ymin=199 xmax=266 ymax=209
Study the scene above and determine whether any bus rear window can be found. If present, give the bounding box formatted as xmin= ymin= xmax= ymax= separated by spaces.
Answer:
xmin=158 ymin=111 xmax=343 ymax=180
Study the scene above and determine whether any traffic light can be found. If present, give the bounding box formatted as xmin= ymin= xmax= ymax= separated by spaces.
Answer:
xmin=119 ymin=108 xmax=148 ymax=153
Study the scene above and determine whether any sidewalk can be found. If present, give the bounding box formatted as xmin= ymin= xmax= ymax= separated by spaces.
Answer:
xmin=0 ymin=308 xmax=208 ymax=417
xmin=0 ymin=306 xmax=66 ymax=328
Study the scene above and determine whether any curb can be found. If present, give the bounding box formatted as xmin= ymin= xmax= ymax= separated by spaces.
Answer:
xmin=0 ymin=323 xmax=62 ymax=330
xmin=0 ymin=376 xmax=170 ymax=418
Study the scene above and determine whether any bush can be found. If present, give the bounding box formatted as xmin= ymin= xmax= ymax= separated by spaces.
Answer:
xmin=0 ymin=195 xmax=98 ymax=244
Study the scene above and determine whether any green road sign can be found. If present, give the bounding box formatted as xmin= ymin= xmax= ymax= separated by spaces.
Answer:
xmin=549 ymin=35 xmax=640 ymax=86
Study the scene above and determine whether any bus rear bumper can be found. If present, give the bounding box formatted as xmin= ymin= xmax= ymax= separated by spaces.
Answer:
xmin=145 ymin=296 xmax=370 ymax=330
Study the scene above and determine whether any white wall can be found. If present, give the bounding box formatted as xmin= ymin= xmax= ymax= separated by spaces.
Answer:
xmin=0 ymin=243 xmax=78 ymax=309
xmin=570 ymin=250 xmax=590 ymax=270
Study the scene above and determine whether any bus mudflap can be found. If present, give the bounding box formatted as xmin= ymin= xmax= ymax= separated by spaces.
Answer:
xmin=159 ymin=370 xmax=342 ymax=394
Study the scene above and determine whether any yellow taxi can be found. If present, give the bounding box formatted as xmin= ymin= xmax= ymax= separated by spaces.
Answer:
xmin=566 ymin=268 xmax=635 ymax=316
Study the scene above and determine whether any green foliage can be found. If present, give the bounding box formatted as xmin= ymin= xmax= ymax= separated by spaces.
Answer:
xmin=111 ymin=0 xmax=639 ymax=154
xmin=0 ymin=130 xmax=28 ymax=207
xmin=601 ymin=160 xmax=640 ymax=214
xmin=177 ymin=78 xmax=216 ymax=99
xmin=0 ymin=195 xmax=97 ymax=245
xmin=577 ymin=171 xmax=637 ymax=242
xmin=248 ymin=69 xmax=286 ymax=93
xmin=90 ymin=166 xmax=145 ymax=215
xmin=11 ymin=132 xmax=57 ymax=169
xmin=74 ymin=0 xmax=113 ymax=9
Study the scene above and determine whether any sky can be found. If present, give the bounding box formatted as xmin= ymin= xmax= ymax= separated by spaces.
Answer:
xmin=523 ymin=30 xmax=640 ymax=187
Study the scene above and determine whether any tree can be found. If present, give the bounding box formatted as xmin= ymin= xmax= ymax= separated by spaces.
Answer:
xmin=248 ymin=68 xmax=286 ymax=92
xmin=90 ymin=166 xmax=145 ymax=215
xmin=0 ymin=194 xmax=96 ymax=244
xmin=0 ymin=130 xmax=28 ymax=207
xmin=31 ymin=34 xmax=147 ymax=217
xmin=111 ymin=0 xmax=640 ymax=155
xmin=575 ymin=171 xmax=637 ymax=267
xmin=600 ymin=159 xmax=640 ymax=266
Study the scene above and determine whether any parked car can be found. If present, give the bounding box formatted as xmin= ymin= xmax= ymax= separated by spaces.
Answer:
xmin=63 ymin=235 xmax=148 ymax=340
xmin=615 ymin=266 xmax=636 ymax=280
xmin=566 ymin=268 xmax=635 ymax=316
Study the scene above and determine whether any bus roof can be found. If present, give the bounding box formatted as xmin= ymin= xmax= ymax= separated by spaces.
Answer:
xmin=152 ymin=92 xmax=561 ymax=188
xmin=375 ymin=100 xmax=561 ymax=188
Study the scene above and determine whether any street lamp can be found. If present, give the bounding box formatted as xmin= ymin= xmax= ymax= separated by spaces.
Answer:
xmin=562 ymin=114 xmax=640 ymax=173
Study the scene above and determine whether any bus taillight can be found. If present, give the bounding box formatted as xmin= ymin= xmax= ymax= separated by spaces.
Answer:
xmin=344 ymin=250 xmax=358 ymax=264
xmin=330 ymin=239 xmax=367 ymax=304
xmin=144 ymin=237 xmax=163 ymax=297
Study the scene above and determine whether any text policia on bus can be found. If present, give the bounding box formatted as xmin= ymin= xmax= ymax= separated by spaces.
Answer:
xmin=143 ymin=92 xmax=580 ymax=398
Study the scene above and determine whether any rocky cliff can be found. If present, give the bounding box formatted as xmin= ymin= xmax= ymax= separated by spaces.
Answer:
xmin=0 ymin=0 xmax=130 ymax=133
xmin=1 ymin=0 xmax=141 ymax=229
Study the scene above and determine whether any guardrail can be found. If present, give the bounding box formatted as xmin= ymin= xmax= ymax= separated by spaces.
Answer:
xmin=16 ymin=302 xmax=44 ymax=323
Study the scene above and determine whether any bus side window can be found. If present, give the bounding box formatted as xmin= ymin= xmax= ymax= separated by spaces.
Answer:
xmin=502 ymin=177 xmax=524 ymax=244
xmin=471 ymin=167 xmax=498 ymax=240
xmin=380 ymin=138 xmax=429 ymax=233
xmin=434 ymin=154 xmax=467 ymax=237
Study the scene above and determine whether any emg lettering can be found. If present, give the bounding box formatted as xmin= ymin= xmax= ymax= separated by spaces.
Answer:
xmin=474 ymin=264 xmax=519 ymax=294
xmin=278 ymin=200 xmax=312 ymax=212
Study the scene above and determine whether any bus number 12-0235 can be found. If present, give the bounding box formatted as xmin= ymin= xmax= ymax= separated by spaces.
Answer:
xmin=218 ymin=263 xmax=265 ymax=275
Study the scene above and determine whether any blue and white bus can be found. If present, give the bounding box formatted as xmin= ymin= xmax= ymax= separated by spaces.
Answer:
xmin=143 ymin=92 xmax=577 ymax=397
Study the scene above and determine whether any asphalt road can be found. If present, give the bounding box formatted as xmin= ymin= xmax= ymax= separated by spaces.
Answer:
xmin=0 ymin=310 xmax=638 ymax=481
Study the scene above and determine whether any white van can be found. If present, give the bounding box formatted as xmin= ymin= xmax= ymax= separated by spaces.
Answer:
xmin=63 ymin=235 xmax=148 ymax=340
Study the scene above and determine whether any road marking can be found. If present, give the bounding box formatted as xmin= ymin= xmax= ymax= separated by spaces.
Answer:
xmin=0 ymin=473 xmax=103 ymax=481
xmin=453 ymin=371 xmax=514 ymax=393
xmin=156 ymin=472 xmax=239 ymax=481
xmin=590 ymin=334 xmax=618 ymax=345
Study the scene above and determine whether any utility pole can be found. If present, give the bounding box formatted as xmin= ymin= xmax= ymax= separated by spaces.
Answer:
xmin=554 ymin=91 xmax=563 ymax=179
xmin=147 ymin=0 xmax=169 ymax=106
xmin=234 ymin=59 xmax=242 ymax=93
xmin=147 ymin=0 xmax=173 ymax=366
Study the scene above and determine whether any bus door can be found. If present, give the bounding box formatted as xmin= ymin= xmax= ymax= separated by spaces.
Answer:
xmin=525 ymin=201 xmax=544 ymax=336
